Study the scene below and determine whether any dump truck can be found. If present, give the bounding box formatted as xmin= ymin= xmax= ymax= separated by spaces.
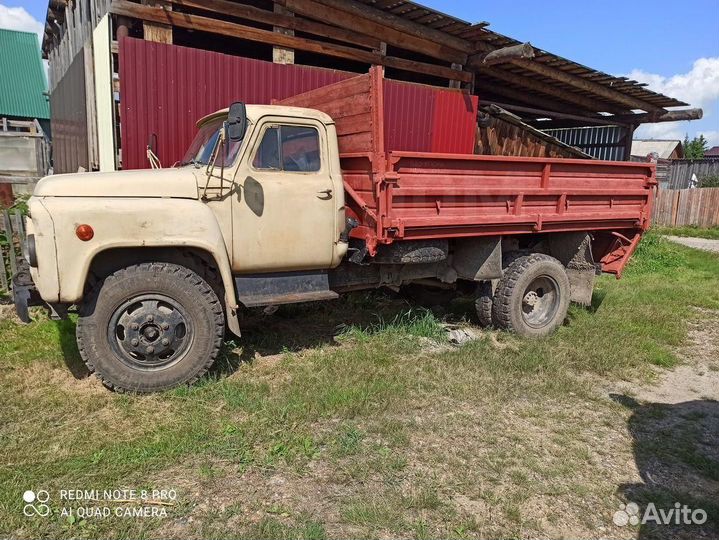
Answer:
xmin=14 ymin=68 xmax=655 ymax=392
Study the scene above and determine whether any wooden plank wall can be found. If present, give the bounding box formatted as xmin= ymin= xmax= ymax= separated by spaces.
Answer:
xmin=666 ymin=159 xmax=719 ymax=190
xmin=50 ymin=51 xmax=90 ymax=174
xmin=653 ymin=187 xmax=719 ymax=228
xmin=277 ymin=73 xmax=377 ymax=155
xmin=476 ymin=114 xmax=588 ymax=159
xmin=47 ymin=0 xmax=111 ymax=92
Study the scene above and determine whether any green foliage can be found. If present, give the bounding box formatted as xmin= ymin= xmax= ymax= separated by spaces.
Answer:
xmin=338 ymin=307 xmax=447 ymax=342
xmin=652 ymin=225 xmax=719 ymax=240
xmin=698 ymin=174 xmax=719 ymax=188
xmin=682 ymin=134 xmax=709 ymax=159
xmin=1 ymin=230 xmax=719 ymax=538
xmin=628 ymin=231 xmax=687 ymax=274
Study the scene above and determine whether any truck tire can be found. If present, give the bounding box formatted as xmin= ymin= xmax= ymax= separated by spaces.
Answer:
xmin=491 ymin=253 xmax=570 ymax=338
xmin=77 ymin=262 xmax=225 ymax=393
xmin=474 ymin=281 xmax=493 ymax=327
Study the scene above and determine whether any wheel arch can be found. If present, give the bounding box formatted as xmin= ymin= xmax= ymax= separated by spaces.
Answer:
xmin=83 ymin=244 xmax=240 ymax=336
xmin=40 ymin=196 xmax=242 ymax=336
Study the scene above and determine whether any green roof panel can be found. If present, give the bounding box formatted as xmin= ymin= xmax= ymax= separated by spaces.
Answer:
xmin=0 ymin=29 xmax=49 ymax=120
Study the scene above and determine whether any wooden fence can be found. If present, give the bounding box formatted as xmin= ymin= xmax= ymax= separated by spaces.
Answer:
xmin=666 ymin=159 xmax=719 ymax=190
xmin=653 ymin=187 xmax=719 ymax=228
xmin=0 ymin=209 xmax=26 ymax=293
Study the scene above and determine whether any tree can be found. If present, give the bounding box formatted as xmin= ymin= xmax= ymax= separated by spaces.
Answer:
xmin=682 ymin=134 xmax=709 ymax=159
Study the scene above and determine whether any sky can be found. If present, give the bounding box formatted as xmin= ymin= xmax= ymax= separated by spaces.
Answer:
xmin=1 ymin=0 xmax=718 ymax=145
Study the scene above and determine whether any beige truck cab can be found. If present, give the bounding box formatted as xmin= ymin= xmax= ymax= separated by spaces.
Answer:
xmin=17 ymin=103 xmax=350 ymax=392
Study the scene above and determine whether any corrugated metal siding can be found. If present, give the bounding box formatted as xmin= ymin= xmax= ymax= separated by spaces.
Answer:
xmin=50 ymin=50 xmax=89 ymax=174
xmin=383 ymin=80 xmax=477 ymax=154
xmin=120 ymin=38 xmax=350 ymax=170
xmin=0 ymin=29 xmax=49 ymax=120
xmin=431 ymin=89 xmax=478 ymax=154
xmin=120 ymin=38 xmax=478 ymax=169
xmin=541 ymin=126 xmax=629 ymax=161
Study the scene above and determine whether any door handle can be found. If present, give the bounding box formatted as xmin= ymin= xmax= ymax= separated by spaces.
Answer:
xmin=317 ymin=189 xmax=333 ymax=200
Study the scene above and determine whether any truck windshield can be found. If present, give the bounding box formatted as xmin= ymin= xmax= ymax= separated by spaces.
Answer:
xmin=180 ymin=117 xmax=243 ymax=167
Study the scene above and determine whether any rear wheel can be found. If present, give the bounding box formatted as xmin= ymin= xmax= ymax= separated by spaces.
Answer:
xmin=77 ymin=262 xmax=225 ymax=392
xmin=491 ymin=253 xmax=570 ymax=337
xmin=474 ymin=281 xmax=493 ymax=327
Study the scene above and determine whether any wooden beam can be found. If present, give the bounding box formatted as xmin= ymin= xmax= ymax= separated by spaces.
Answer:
xmin=482 ymin=101 xmax=630 ymax=127
xmin=109 ymin=0 xmax=472 ymax=82
xmin=169 ymin=0 xmax=379 ymax=50
xmin=510 ymin=58 xmax=663 ymax=113
xmin=474 ymin=79 xmax=601 ymax=116
xmin=309 ymin=0 xmax=472 ymax=54
xmin=477 ymin=67 xmax=629 ymax=114
xmin=142 ymin=0 xmax=172 ymax=44
xmin=273 ymin=2 xmax=294 ymax=65
xmin=525 ymin=108 xmax=704 ymax=129
xmin=613 ymin=108 xmax=703 ymax=124
xmin=469 ymin=42 xmax=534 ymax=67
xmin=279 ymin=0 xmax=467 ymax=64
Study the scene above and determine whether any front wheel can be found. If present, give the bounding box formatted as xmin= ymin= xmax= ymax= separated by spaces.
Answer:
xmin=491 ymin=253 xmax=570 ymax=338
xmin=77 ymin=262 xmax=225 ymax=392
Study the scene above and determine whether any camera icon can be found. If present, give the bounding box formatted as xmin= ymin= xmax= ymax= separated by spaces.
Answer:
xmin=23 ymin=490 xmax=51 ymax=517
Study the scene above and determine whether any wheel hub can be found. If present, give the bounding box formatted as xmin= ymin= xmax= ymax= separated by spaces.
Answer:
xmin=108 ymin=294 xmax=193 ymax=370
xmin=521 ymin=276 xmax=560 ymax=328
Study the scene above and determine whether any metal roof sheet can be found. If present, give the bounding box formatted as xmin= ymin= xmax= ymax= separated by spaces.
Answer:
xmin=631 ymin=139 xmax=683 ymax=159
xmin=0 ymin=29 xmax=49 ymax=120
xmin=357 ymin=0 xmax=687 ymax=110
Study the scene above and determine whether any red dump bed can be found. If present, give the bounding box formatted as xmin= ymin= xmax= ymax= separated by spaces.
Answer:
xmin=278 ymin=68 xmax=656 ymax=277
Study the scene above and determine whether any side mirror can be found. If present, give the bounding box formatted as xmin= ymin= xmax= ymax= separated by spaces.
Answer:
xmin=227 ymin=102 xmax=247 ymax=142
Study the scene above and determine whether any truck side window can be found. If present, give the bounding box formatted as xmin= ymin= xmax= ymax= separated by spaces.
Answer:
xmin=253 ymin=127 xmax=280 ymax=170
xmin=252 ymin=125 xmax=321 ymax=172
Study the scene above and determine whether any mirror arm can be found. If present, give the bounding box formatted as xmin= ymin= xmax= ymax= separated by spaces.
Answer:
xmin=201 ymin=129 xmax=225 ymax=201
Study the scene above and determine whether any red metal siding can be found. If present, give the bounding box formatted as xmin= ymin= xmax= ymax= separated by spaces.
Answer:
xmin=119 ymin=38 xmax=478 ymax=169
xmin=120 ymin=37 xmax=349 ymax=170
xmin=384 ymin=80 xmax=478 ymax=155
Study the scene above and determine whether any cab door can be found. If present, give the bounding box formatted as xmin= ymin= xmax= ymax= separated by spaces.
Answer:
xmin=231 ymin=117 xmax=339 ymax=273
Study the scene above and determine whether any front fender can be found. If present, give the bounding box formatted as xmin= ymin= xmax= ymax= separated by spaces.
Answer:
xmin=39 ymin=197 xmax=237 ymax=317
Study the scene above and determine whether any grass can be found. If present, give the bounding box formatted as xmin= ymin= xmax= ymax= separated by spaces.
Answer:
xmin=0 ymin=232 xmax=717 ymax=539
xmin=652 ymin=224 xmax=719 ymax=240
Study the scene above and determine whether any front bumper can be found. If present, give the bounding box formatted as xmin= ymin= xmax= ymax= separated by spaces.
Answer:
xmin=12 ymin=263 xmax=45 ymax=323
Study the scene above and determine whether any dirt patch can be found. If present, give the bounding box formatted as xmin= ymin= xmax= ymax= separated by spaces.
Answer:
xmin=0 ymin=303 xmax=20 ymax=323
xmin=665 ymin=236 xmax=719 ymax=254
xmin=613 ymin=308 xmax=719 ymax=404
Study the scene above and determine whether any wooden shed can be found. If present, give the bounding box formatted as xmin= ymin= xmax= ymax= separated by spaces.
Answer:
xmin=41 ymin=0 xmax=701 ymax=173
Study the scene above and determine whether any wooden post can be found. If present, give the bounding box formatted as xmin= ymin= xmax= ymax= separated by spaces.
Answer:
xmin=13 ymin=211 xmax=25 ymax=241
xmin=116 ymin=16 xmax=130 ymax=41
xmin=273 ymin=2 xmax=294 ymax=64
xmin=2 ymin=210 xmax=17 ymax=278
xmin=141 ymin=1 xmax=173 ymax=44
xmin=449 ymin=63 xmax=462 ymax=89
xmin=0 ymin=246 xmax=8 ymax=292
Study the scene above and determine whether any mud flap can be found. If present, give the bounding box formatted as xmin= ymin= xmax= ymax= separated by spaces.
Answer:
xmin=11 ymin=266 xmax=44 ymax=323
